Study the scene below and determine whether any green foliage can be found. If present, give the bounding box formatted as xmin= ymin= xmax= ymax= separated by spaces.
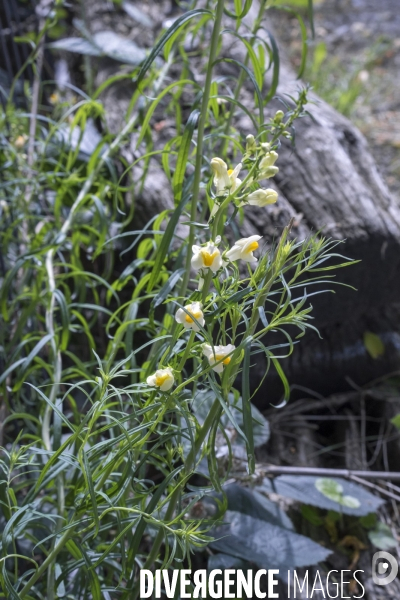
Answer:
xmin=315 ymin=478 xmax=360 ymax=509
xmin=305 ymin=35 xmax=396 ymax=117
xmin=261 ymin=476 xmax=384 ymax=516
xmin=0 ymin=0 xmax=358 ymax=597
xmin=368 ymin=522 xmax=397 ymax=550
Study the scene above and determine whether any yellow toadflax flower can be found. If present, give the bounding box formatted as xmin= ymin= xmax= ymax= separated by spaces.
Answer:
xmin=202 ymin=343 xmax=236 ymax=373
xmin=146 ymin=367 xmax=174 ymax=391
xmin=258 ymin=151 xmax=279 ymax=180
xmin=14 ymin=134 xmax=28 ymax=149
xmin=175 ymin=301 xmax=205 ymax=332
xmin=191 ymin=240 xmax=223 ymax=273
xmin=242 ymin=189 xmax=278 ymax=207
xmin=49 ymin=92 xmax=60 ymax=105
xmin=210 ymin=157 xmax=242 ymax=195
xmin=226 ymin=235 xmax=262 ymax=263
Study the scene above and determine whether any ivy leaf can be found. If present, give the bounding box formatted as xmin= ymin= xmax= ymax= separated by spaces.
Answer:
xmin=368 ymin=522 xmax=397 ymax=550
xmin=259 ymin=476 xmax=383 ymax=516
xmin=315 ymin=478 xmax=360 ymax=509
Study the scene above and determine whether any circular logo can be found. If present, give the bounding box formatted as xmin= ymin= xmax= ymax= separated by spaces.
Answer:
xmin=372 ymin=551 xmax=399 ymax=586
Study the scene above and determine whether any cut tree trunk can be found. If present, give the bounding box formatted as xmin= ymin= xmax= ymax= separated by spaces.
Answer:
xmin=218 ymin=5 xmax=400 ymax=403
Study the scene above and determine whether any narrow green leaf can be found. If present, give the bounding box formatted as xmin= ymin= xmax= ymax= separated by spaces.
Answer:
xmin=222 ymin=29 xmax=264 ymax=90
xmin=136 ymin=80 xmax=195 ymax=147
xmin=224 ymin=0 xmax=253 ymax=19
xmin=0 ymin=358 xmax=25 ymax=386
xmin=242 ymin=339 xmax=255 ymax=474
xmin=21 ymin=333 xmax=53 ymax=373
xmin=81 ymin=450 xmax=100 ymax=537
xmin=261 ymin=28 xmax=280 ymax=103
xmin=215 ymin=58 xmax=264 ymax=125
xmin=308 ymin=0 xmax=315 ymax=38
xmin=269 ymin=354 xmax=290 ymax=407
xmin=172 ymin=110 xmax=200 ymax=205
xmin=208 ymin=377 xmax=247 ymax=444
xmin=146 ymin=194 xmax=188 ymax=292
xmin=150 ymin=269 xmax=185 ymax=314
xmin=54 ymin=289 xmax=70 ymax=351
xmin=135 ymin=9 xmax=212 ymax=87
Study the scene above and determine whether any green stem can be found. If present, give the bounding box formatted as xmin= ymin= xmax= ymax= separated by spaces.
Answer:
xmin=219 ymin=0 xmax=268 ymax=156
xmin=177 ymin=330 xmax=196 ymax=370
xmin=201 ymin=270 xmax=213 ymax=303
xmin=179 ymin=0 xmax=226 ymax=297
xmin=211 ymin=158 xmax=259 ymax=238
xmin=19 ymin=526 xmax=75 ymax=598
xmin=130 ymin=486 xmax=181 ymax=600
xmin=184 ymin=396 xmax=222 ymax=474
xmin=130 ymin=8 xmax=227 ymax=596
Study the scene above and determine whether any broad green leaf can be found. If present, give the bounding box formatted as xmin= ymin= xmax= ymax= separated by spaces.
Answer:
xmin=315 ymin=478 xmax=360 ymax=509
xmin=260 ymin=476 xmax=383 ymax=516
xmin=368 ymin=522 xmax=397 ymax=550
xmin=211 ymin=511 xmax=331 ymax=570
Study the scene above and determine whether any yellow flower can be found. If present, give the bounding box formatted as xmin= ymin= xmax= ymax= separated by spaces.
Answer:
xmin=191 ymin=241 xmax=223 ymax=273
xmin=146 ymin=367 xmax=174 ymax=392
xmin=49 ymin=92 xmax=60 ymax=105
xmin=242 ymin=189 xmax=278 ymax=207
xmin=202 ymin=343 xmax=236 ymax=373
xmin=258 ymin=151 xmax=279 ymax=180
xmin=225 ymin=235 xmax=262 ymax=263
xmin=175 ymin=302 xmax=205 ymax=332
xmin=14 ymin=134 xmax=27 ymax=149
xmin=210 ymin=157 xmax=242 ymax=195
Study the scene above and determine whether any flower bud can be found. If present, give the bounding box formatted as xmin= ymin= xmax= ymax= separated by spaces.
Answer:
xmin=246 ymin=134 xmax=257 ymax=154
xmin=258 ymin=151 xmax=279 ymax=180
xmin=274 ymin=110 xmax=284 ymax=123
xmin=242 ymin=188 xmax=278 ymax=207
xmin=259 ymin=151 xmax=278 ymax=169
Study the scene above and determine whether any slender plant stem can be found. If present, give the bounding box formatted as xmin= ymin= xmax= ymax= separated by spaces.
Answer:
xmin=178 ymin=330 xmax=196 ymax=370
xmin=179 ymin=0 xmax=225 ymax=297
xmin=184 ymin=395 xmax=222 ymax=474
xmin=19 ymin=527 xmax=75 ymax=598
xmin=130 ymin=6 xmax=227 ymax=592
xmin=219 ymin=0 xmax=267 ymax=157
